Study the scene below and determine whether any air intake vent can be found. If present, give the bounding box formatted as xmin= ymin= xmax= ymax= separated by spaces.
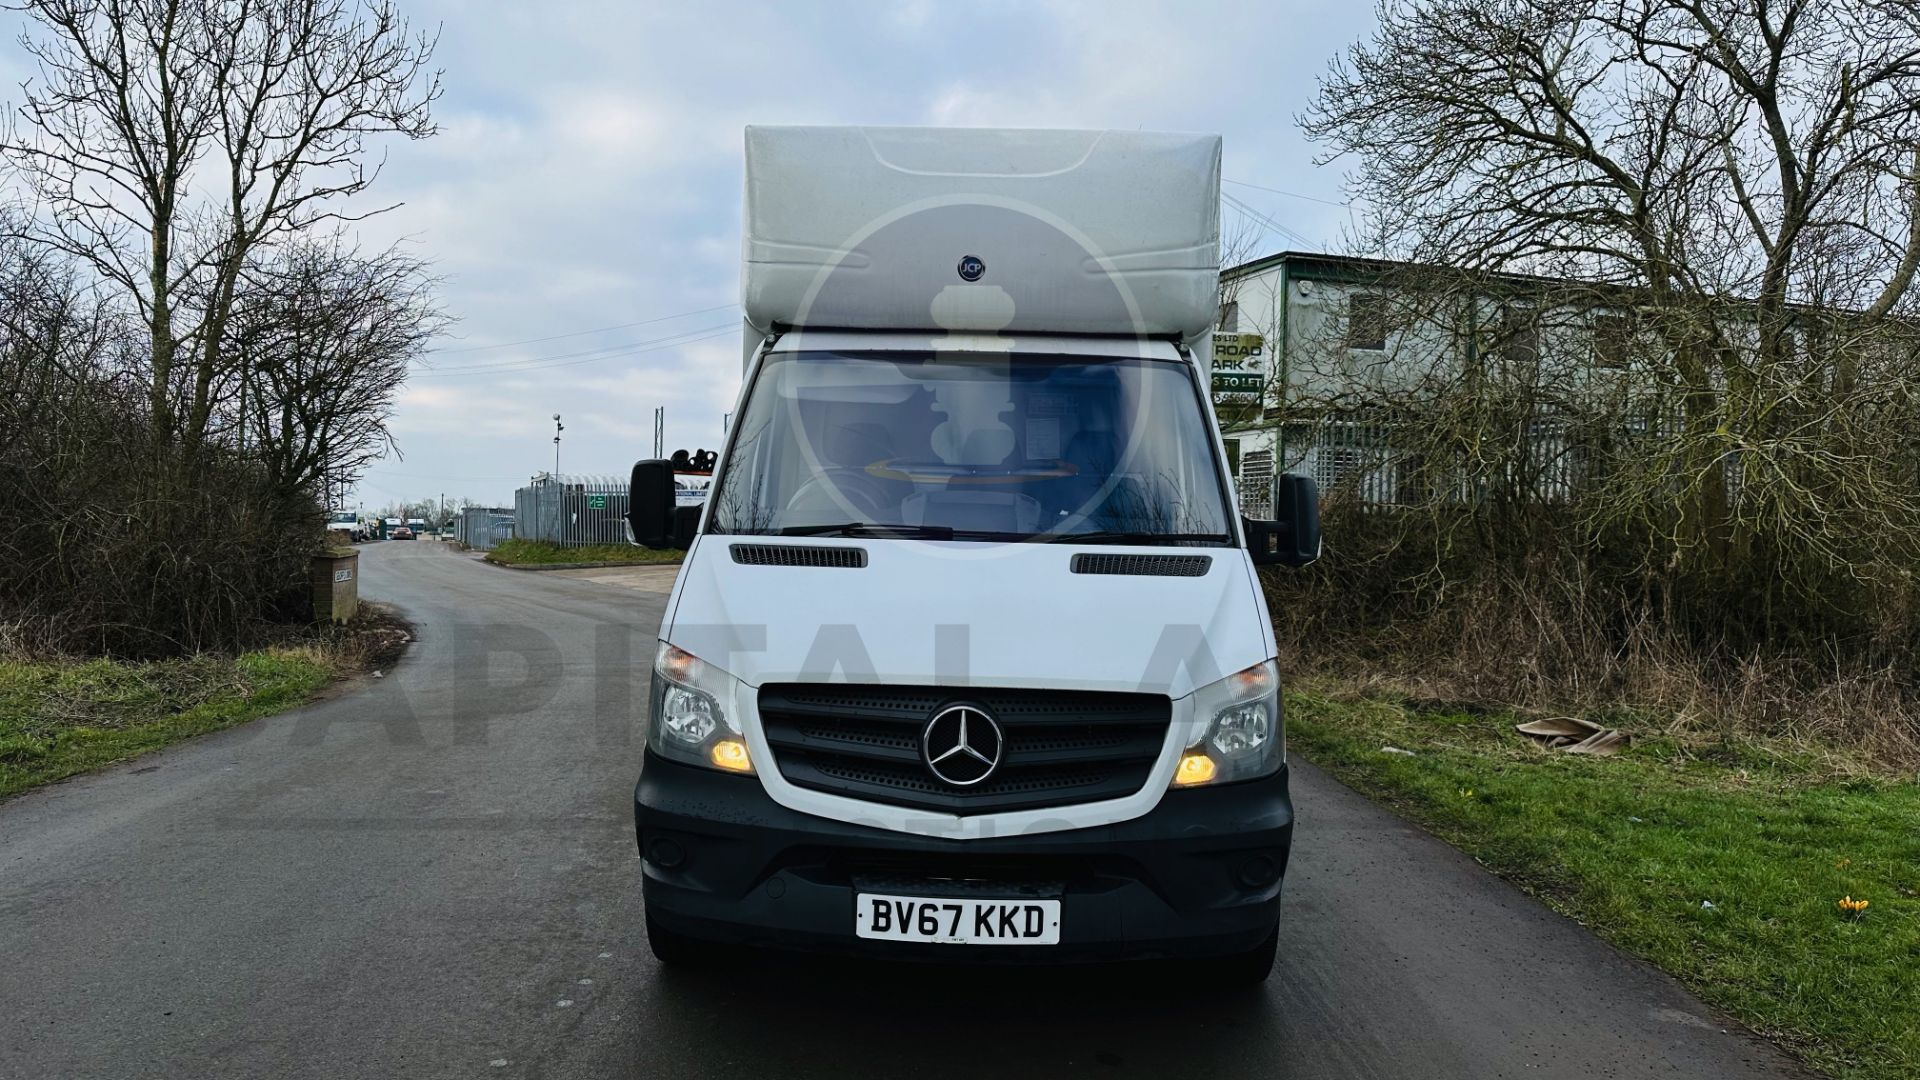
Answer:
xmin=1070 ymin=553 xmax=1212 ymax=577
xmin=731 ymin=543 xmax=867 ymax=568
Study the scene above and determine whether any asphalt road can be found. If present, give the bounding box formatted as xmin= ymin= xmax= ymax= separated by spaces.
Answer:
xmin=0 ymin=540 xmax=1813 ymax=1079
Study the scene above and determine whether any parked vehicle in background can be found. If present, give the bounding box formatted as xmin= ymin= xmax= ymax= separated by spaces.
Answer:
xmin=325 ymin=510 xmax=360 ymax=545
xmin=627 ymin=126 xmax=1321 ymax=982
xmin=391 ymin=526 xmax=413 ymax=541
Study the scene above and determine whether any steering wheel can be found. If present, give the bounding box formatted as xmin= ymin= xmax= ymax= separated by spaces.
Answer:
xmin=783 ymin=468 xmax=894 ymax=522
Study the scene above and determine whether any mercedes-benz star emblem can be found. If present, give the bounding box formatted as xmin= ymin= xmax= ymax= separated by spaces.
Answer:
xmin=921 ymin=704 xmax=1003 ymax=787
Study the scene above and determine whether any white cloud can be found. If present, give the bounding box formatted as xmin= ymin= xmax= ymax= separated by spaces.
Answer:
xmin=0 ymin=1 xmax=1376 ymax=509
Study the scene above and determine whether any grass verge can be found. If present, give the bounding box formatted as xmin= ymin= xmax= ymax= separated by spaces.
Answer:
xmin=483 ymin=538 xmax=684 ymax=566
xmin=1286 ymin=688 xmax=1919 ymax=1080
xmin=0 ymin=607 xmax=410 ymax=799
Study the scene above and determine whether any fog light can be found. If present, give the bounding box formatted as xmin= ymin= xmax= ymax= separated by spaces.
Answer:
xmin=1237 ymin=854 xmax=1280 ymax=888
xmin=708 ymin=738 xmax=754 ymax=773
xmin=1173 ymin=753 xmax=1217 ymax=787
xmin=648 ymin=837 xmax=686 ymax=869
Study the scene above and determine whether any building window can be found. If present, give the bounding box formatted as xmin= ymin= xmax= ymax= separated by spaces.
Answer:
xmin=1593 ymin=313 xmax=1634 ymax=369
xmin=1347 ymin=294 xmax=1387 ymax=351
xmin=1217 ymin=300 xmax=1239 ymax=332
xmin=1312 ymin=447 xmax=1368 ymax=496
xmin=1240 ymin=448 xmax=1274 ymax=518
xmin=1497 ymin=304 xmax=1539 ymax=364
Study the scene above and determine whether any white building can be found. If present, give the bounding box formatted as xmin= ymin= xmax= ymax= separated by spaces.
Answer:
xmin=1213 ymin=251 xmax=1644 ymax=515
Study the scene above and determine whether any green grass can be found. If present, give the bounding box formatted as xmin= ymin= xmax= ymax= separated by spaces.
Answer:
xmin=483 ymin=538 xmax=684 ymax=566
xmin=1287 ymin=690 xmax=1920 ymax=1080
xmin=0 ymin=648 xmax=335 ymax=798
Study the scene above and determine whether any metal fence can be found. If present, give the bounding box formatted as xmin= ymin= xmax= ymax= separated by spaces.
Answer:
xmin=513 ymin=474 xmax=631 ymax=547
xmin=1268 ymin=416 xmax=1585 ymax=510
xmin=452 ymin=507 xmax=516 ymax=551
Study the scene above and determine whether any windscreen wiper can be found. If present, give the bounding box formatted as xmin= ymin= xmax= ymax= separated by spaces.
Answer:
xmin=774 ymin=522 xmax=1043 ymax=542
xmin=776 ymin=522 xmax=955 ymax=539
xmin=1043 ymin=531 xmax=1233 ymax=546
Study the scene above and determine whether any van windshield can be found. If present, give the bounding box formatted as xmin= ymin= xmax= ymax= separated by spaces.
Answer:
xmin=709 ymin=350 xmax=1233 ymax=544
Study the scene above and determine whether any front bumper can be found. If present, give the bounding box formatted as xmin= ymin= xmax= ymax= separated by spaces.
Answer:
xmin=634 ymin=751 xmax=1293 ymax=963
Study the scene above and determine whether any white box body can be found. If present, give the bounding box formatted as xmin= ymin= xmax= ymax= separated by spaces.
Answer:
xmin=741 ymin=126 xmax=1222 ymax=368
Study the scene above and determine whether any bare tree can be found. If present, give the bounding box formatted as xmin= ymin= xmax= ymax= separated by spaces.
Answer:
xmin=223 ymin=236 xmax=443 ymax=505
xmin=0 ymin=4 xmax=440 ymax=655
xmin=1302 ymin=0 xmax=1920 ymax=568
xmin=1307 ymin=2 xmax=1920 ymax=311
xmin=3 ymin=0 xmax=440 ymax=453
xmin=1263 ymin=2 xmax=1920 ymax=743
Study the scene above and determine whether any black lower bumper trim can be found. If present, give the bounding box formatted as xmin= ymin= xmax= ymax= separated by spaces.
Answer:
xmin=634 ymin=751 xmax=1293 ymax=963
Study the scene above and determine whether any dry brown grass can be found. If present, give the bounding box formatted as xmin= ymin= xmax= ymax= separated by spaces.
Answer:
xmin=266 ymin=601 xmax=414 ymax=674
xmin=1268 ymin=572 xmax=1920 ymax=775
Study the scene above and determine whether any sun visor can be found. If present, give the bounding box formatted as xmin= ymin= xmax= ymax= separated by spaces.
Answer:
xmin=742 ymin=126 xmax=1221 ymax=365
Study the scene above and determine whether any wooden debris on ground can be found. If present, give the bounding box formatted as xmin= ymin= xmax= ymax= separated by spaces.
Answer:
xmin=1515 ymin=715 xmax=1629 ymax=756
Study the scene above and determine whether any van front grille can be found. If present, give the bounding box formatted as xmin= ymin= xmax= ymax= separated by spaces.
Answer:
xmin=758 ymin=684 xmax=1170 ymax=814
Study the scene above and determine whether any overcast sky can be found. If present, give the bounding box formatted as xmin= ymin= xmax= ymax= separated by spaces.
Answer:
xmin=9 ymin=1 xmax=1375 ymax=512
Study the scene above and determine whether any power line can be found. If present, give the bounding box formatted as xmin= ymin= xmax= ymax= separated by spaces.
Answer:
xmin=426 ymin=303 xmax=739 ymax=354
xmin=419 ymin=321 xmax=739 ymax=374
xmin=363 ymin=470 xmax=531 ymax=482
xmin=1223 ymin=177 xmax=1349 ymax=208
xmin=420 ymin=317 xmax=736 ymax=371
xmin=347 ymin=476 xmax=412 ymax=504
xmin=413 ymin=325 xmax=739 ymax=378
xmin=1222 ymin=190 xmax=1316 ymax=248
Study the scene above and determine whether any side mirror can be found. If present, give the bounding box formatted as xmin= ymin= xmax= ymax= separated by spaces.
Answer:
xmin=1246 ymin=473 xmax=1321 ymax=567
xmin=627 ymin=459 xmax=676 ymax=549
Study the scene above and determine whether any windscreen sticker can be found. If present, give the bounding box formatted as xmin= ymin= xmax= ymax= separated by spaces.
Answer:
xmin=1028 ymin=392 xmax=1072 ymax=417
xmin=1025 ymin=418 xmax=1060 ymax=460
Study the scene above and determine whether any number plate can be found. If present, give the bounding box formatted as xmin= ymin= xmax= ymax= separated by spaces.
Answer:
xmin=855 ymin=893 xmax=1061 ymax=945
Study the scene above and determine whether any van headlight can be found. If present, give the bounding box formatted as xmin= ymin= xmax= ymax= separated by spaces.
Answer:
xmin=1172 ymin=659 xmax=1281 ymax=787
xmin=650 ymin=642 xmax=754 ymax=774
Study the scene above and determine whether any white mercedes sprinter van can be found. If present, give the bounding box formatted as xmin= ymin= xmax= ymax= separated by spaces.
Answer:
xmin=630 ymin=127 xmax=1320 ymax=981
